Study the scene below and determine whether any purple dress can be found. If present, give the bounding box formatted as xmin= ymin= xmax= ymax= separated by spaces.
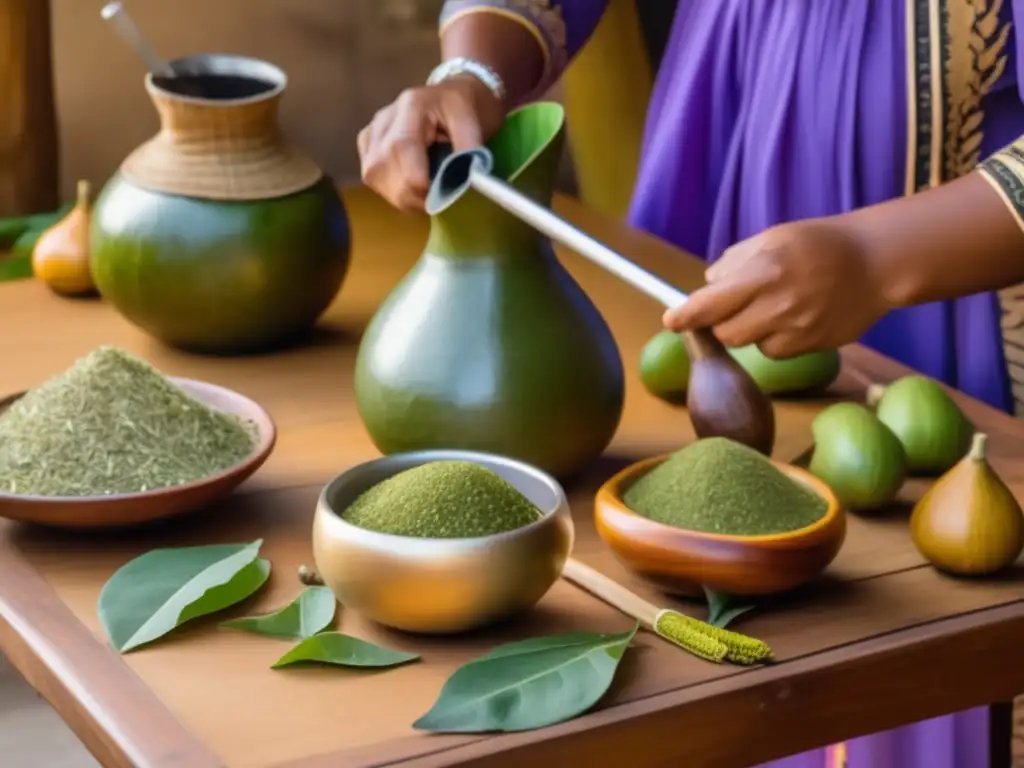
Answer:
xmin=438 ymin=2 xmax=1024 ymax=765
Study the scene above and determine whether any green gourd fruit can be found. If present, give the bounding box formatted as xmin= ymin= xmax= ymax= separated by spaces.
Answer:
xmin=91 ymin=176 xmax=348 ymax=354
xmin=809 ymin=402 xmax=907 ymax=510
xmin=867 ymin=376 xmax=973 ymax=475
xmin=638 ymin=329 xmax=690 ymax=405
xmin=728 ymin=345 xmax=841 ymax=396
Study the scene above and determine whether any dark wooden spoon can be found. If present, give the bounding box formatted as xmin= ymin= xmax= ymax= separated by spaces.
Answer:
xmin=427 ymin=144 xmax=776 ymax=455
xmin=682 ymin=329 xmax=775 ymax=455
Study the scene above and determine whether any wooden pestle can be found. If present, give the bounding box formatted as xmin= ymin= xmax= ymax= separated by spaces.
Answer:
xmin=428 ymin=145 xmax=776 ymax=455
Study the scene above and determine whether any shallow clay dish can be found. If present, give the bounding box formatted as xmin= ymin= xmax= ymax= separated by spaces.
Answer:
xmin=0 ymin=378 xmax=276 ymax=529
xmin=594 ymin=454 xmax=844 ymax=597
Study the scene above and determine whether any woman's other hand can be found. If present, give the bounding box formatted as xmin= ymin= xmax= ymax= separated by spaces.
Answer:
xmin=662 ymin=219 xmax=892 ymax=358
xmin=357 ymin=77 xmax=506 ymax=212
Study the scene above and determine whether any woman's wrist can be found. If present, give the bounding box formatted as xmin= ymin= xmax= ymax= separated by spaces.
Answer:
xmin=834 ymin=219 xmax=898 ymax=313
xmin=427 ymin=58 xmax=507 ymax=105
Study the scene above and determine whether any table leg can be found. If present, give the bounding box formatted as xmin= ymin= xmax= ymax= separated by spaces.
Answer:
xmin=990 ymin=701 xmax=1014 ymax=768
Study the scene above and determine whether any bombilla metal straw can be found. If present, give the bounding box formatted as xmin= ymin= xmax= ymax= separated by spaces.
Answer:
xmin=465 ymin=169 xmax=688 ymax=310
xmin=101 ymin=2 xmax=177 ymax=79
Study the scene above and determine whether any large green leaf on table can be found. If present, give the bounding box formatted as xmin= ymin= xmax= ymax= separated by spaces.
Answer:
xmin=413 ymin=622 xmax=639 ymax=733
xmin=271 ymin=632 xmax=420 ymax=670
xmin=98 ymin=540 xmax=270 ymax=653
xmin=703 ymin=586 xmax=754 ymax=629
xmin=221 ymin=586 xmax=337 ymax=640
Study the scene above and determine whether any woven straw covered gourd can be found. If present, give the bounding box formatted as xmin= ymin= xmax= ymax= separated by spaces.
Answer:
xmin=120 ymin=56 xmax=322 ymax=201
xmin=89 ymin=54 xmax=350 ymax=355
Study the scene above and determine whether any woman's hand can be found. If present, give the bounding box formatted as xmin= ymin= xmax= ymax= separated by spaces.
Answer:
xmin=357 ymin=77 xmax=506 ymax=212
xmin=662 ymin=219 xmax=893 ymax=358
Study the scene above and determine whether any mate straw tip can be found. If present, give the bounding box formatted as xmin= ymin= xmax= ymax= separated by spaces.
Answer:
xmin=101 ymin=2 xmax=123 ymax=20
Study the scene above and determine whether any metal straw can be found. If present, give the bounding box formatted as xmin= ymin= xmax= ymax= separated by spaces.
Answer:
xmin=100 ymin=2 xmax=176 ymax=79
xmin=465 ymin=168 xmax=688 ymax=309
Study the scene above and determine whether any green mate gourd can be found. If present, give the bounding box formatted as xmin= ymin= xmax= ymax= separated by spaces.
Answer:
xmin=89 ymin=56 xmax=350 ymax=355
xmin=354 ymin=103 xmax=625 ymax=478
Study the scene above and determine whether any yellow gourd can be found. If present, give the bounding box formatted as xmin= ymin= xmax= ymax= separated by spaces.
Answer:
xmin=32 ymin=180 xmax=95 ymax=296
xmin=910 ymin=432 xmax=1024 ymax=576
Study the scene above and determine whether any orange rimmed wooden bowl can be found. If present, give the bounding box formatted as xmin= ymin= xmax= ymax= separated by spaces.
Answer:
xmin=594 ymin=454 xmax=845 ymax=597
xmin=0 ymin=378 xmax=276 ymax=530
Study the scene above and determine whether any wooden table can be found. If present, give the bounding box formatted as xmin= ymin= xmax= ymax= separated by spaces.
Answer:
xmin=1 ymin=188 xmax=1023 ymax=768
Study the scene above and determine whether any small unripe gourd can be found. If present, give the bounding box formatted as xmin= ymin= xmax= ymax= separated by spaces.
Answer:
xmin=910 ymin=433 xmax=1024 ymax=576
xmin=867 ymin=376 xmax=972 ymax=475
xmin=637 ymin=332 xmax=842 ymax=405
xmin=728 ymin=345 xmax=842 ymax=396
xmin=808 ymin=402 xmax=907 ymax=511
xmin=638 ymin=329 xmax=690 ymax=405
xmin=32 ymin=180 xmax=95 ymax=297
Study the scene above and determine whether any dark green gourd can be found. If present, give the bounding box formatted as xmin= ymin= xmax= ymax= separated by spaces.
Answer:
xmin=89 ymin=55 xmax=350 ymax=355
xmin=354 ymin=103 xmax=625 ymax=478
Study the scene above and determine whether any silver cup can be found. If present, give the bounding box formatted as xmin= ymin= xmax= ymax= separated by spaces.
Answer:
xmin=312 ymin=450 xmax=574 ymax=634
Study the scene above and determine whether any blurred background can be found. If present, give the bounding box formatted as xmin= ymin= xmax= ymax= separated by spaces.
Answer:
xmin=4 ymin=0 xmax=675 ymax=219
xmin=52 ymin=0 xmax=455 ymax=198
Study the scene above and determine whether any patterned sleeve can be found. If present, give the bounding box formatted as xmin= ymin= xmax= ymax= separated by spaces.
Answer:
xmin=978 ymin=138 xmax=1024 ymax=230
xmin=439 ymin=1 xmax=609 ymax=100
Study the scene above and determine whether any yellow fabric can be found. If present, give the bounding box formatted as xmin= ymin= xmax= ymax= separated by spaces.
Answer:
xmin=561 ymin=0 xmax=653 ymax=220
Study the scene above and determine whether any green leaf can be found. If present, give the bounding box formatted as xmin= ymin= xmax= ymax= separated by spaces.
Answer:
xmin=0 ymin=254 xmax=32 ymax=282
xmin=703 ymin=586 xmax=755 ymax=629
xmin=413 ymin=622 xmax=639 ymax=733
xmin=221 ymin=586 xmax=337 ymax=640
xmin=98 ymin=540 xmax=269 ymax=653
xmin=271 ymin=632 xmax=420 ymax=670
xmin=0 ymin=203 xmax=70 ymax=247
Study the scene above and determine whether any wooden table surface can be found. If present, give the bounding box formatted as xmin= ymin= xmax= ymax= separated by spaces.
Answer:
xmin=1 ymin=188 xmax=1024 ymax=768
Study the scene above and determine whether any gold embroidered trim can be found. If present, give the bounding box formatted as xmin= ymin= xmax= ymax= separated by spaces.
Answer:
xmin=907 ymin=1 xmax=1019 ymax=415
xmin=978 ymin=157 xmax=1024 ymax=236
xmin=981 ymin=147 xmax=1024 ymax=415
xmin=498 ymin=0 xmax=566 ymax=54
xmin=904 ymin=0 xmax=942 ymax=194
xmin=904 ymin=0 xmax=1011 ymax=194
xmin=944 ymin=0 xmax=1011 ymax=179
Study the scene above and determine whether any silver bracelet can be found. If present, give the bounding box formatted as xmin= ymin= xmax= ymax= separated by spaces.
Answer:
xmin=426 ymin=57 xmax=507 ymax=103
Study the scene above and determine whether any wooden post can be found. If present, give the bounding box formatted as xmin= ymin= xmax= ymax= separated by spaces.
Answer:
xmin=0 ymin=0 xmax=59 ymax=217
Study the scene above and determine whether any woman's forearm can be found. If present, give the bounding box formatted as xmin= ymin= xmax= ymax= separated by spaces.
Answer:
xmin=440 ymin=12 xmax=547 ymax=107
xmin=439 ymin=2 xmax=609 ymax=106
xmin=846 ymin=170 xmax=1024 ymax=308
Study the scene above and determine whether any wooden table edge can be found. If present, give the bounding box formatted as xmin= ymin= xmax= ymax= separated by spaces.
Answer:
xmin=280 ymin=597 xmax=1024 ymax=768
xmin=0 ymin=537 xmax=225 ymax=768
xmin=2 ymin=337 xmax=1023 ymax=766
